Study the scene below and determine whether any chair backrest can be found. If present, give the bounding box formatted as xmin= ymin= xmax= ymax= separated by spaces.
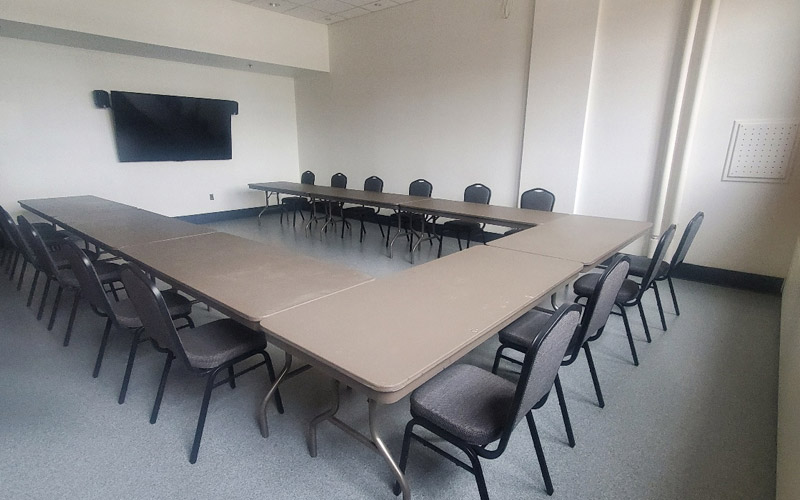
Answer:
xmin=61 ymin=240 xmax=117 ymax=320
xmin=669 ymin=211 xmax=704 ymax=271
xmin=408 ymin=179 xmax=433 ymax=197
xmin=464 ymin=183 xmax=491 ymax=204
xmin=120 ymin=264 xmax=192 ymax=367
xmin=363 ymin=176 xmax=384 ymax=193
xmin=498 ymin=304 xmax=581 ymax=449
xmin=520 ymin=188 xmax=555 ymax=212
xmin=566 ymin=256 xmax=630 ymax=362
xmin=0 ymin=206 xmax=23 ymax=254
xmin=331 ymin=172 xmax=347 ymax=189
xmin=16 ymin=215 xmax=59 ymax=277
xmin=300 ymin=170 xmax=315 ymax=185
xmin=640 ymin=224 xmax=676 ymax=295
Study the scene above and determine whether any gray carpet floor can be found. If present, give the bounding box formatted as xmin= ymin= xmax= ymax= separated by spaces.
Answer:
xmin=0 ymin=213 xmax=779 ymax=499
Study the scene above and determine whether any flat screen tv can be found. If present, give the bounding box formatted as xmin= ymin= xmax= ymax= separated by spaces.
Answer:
xmin=109 ymin=91 xmax=238 ymax=162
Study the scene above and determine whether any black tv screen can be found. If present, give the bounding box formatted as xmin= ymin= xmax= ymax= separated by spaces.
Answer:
xmin=110 ymin=91 xmax=237 ymax=162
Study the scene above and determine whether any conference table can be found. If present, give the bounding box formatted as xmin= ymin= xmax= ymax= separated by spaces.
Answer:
xmin=19 ymin=193 xmax=650 ymax=499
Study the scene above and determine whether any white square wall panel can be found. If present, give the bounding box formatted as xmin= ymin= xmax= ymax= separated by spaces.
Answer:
xmin=722 ymin=120 xmax=799 ymax=183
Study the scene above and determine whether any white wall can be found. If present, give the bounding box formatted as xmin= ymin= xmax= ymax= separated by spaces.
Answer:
xmin=778 ymin=236 xmax=800 ymax=499
xmin=0 ymin=37 xmax=300 ymax=217
xmin=295 ymin=0 xmax=535 ymax=205
xmin=0 ymin=0 xmax=329 ymax=72
xmin=678 ymin=0 xmax=800 ymax=277
xmin=519 ymin=0 xmax=600 ymax=214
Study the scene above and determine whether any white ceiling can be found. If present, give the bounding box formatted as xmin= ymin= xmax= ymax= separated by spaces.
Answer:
xmin=232 ymin=0 xmax=419 ymax=25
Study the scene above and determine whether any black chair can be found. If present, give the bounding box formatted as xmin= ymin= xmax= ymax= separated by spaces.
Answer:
xmin=493 ymin=256 xmax=631 ymax=426
xmin=120 ymin=264 xmax=284 ymax=464
xmin=0 ymin=206 xmax=35 ymax=290
xmin=437 ymin=183 xmax=491 ymax=258
xmin=341 ymin=175 xmax=384 ymax=241
xmin=505 ymin=188 xmax=556 ymax=236
xmin=380 ymin=178 xmax=434 ymax=250
xmin=615 ymin=212 xmax=703 ymax=316
xmin=17 ymin=216 xmax=122 ymax=340
xmin=573 ymin=225 xmax=676 ymax=359
xmin=396 ymin=304 xmax=582 ymax=498
xmin=60 ymin=240 xmax=194 ymax=402
xmin=280 ymin=170 xmax=315 ymax=226
xmin=312 ymin=172 xmax=348 ymax=232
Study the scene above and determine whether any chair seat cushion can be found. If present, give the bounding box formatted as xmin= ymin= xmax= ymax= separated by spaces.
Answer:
xmin=616 ymin=253 xmax=669 ymax=279
xmin=573 ymin=272 xmax=639 ymax=303
xmin=281 ymin=197 xmax=309 ymax=209
xmin=179 ymin=318 xmax=266 ymax=369
xmin=341 ymin=206 xmax=376 ymax=218
xmin=442 ymin=219 xmax=481 ymax=233
xmin=410 ymin=364 xmax=516 ymax=446
xmin=498 ymin=308 xmax=553 ymax=350
xmin=114 ymin=290 xmax=193 ymax=329
xmin=58 ymin=261 xmax=121 ymax=290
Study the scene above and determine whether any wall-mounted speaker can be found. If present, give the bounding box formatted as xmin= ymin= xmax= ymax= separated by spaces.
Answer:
xmin=92 ymin=90 xmax=110 ymax=109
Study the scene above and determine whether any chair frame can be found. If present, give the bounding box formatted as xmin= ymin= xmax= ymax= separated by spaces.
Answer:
xmin=280 ymin=170 xmax=315 ymax=226
xmin=396 ymin=304 xmax=582 ymax=498
xmin=120 ymin=264 xmax=284 ymax=464
xmin=437 ymin=183 xmax=492 ymax=258
xmin=341 ymin=175 xmax=384 ymax=241
xmin=520 ymin=187 xmax=556 ymax=211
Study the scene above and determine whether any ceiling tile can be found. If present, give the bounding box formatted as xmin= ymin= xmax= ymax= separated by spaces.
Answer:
xmin=249 ymin=0 xmax=300 ymax=13
xmin=337 ymin=7 xmax=370 ymax=19
xmin=289 ymin=0 xmax=318 ymax=5
xmin=284 ymin=5 xmax=328 ymax=21
xmin=340 ymin=0 xmax=379 ymax=5
xmin=359 ymin=0 xmax=398 ymax=12
xmin=317 ymin=13 xmax=346 ymax=24
xmin=307 ymin=0 xmax=356 ymax=14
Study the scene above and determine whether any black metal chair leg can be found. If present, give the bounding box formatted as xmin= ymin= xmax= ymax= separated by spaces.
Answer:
xmin=189 ymin=368 xmax=221 ymax=464
xmin=437 ymin=234 xmax=444 ymax=258
xmin=619 ymin=305 xmax=639 ymax=366
xmin=9 ymin=251 xmax=20 ymax=280
xmin=652 ymin=282 xmax=667 ymax=331
xmin=227 ymin=366 xmax=236 ymax=389
xmin=526 ymin=412 xmax=554 ymax=495
xmin=151 ymin=353 xmax=174 ymax=424
xmin=583 ymin=344 xmax=604 ymax=408
xmin=667 ymin=276 xmax=680 ymax=316
xmin=491 ymin=345 xmax=506 ymax=374
xmin=63 ymin=291 xmax=81 ymax=346
xmin=37 ymin=278 xmax=52 ymax=320
xmin=394 ymin=419 xmax=416 ymax=496
xmin=92 ymin=318 xmax=113 ymax=378
xmin=636 ymin=301 xmax=651 ymax=342
xmin=47 ymin=285 xmax=63 ymax=331
xmin=465 ymin=448 xmax=490 ymax=500
xmin=16 ymin=259 xmax=27 ymax=291
xmin=554 ymin=374 xmax=575 ymax=447
xmin=118 ymin=327 xmax=144 ymax=404
xmin=27 ymin=269 xmax=40 ymax=307
xmin=456 ymin=235 xmax=463 ymax=251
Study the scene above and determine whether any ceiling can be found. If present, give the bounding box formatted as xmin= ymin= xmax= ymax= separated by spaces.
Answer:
xmin=232 ymin=0 xmax=419 ymax=25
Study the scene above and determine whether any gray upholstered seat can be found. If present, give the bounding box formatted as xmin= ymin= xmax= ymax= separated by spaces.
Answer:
xmin=624 ymin=254 xmax=669 ymax=278
xmin=438 ymin=183 xmax=492 ymax=257
xmin=497 ymin=309 xmax=552 ymax=350
xmin=112 ymin=290 xmax=193 ymax=329
xmin=573 ymin=272 xmax=639 ymax=303
xmin=179 ymin=319 xmax=267 ymax=369
xmin=410 ymin=364 xmax=516 ymax=446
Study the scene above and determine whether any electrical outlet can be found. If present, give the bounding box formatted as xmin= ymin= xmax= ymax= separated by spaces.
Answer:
xmin=209 ymin=194 xmax=215 ymax=201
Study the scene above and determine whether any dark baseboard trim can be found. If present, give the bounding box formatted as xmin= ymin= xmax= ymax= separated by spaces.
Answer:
xmin=177 ymin=206 xmax=279 ymax=224
xmin=672 ymin=263 xmax=783 ymax=295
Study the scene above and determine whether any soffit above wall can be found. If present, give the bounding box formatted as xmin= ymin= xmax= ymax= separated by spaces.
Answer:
xmin=232 ymin=0 xmax=419 ymax=25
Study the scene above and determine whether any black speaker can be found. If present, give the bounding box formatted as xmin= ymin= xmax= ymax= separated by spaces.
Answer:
xmin=92 ymin=90 xmax=110 ymax=109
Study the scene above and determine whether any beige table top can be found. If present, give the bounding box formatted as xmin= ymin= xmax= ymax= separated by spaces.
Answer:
xmin=20 ymin=196 xmax=215 ymax=251
xmin=489 ymin=214 xmax=652 ymax=270
xmin=400 ymin=197 xmax=568 ymax=228
xmin=249 ymin=181 xmax=429 ymax=210
xmin=19 ymin=195 xmax=137 ymax=225
xmin=119 ymin=232 xmax=373 ymax=328
xmin=260 ymin=245 xmax=582 ymax=403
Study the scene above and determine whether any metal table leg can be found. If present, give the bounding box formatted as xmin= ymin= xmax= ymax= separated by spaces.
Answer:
xmin=369 ymin=399 xmax=411 ymax=499
xmin=259 ymin=352 xmax=292 ymax=438
xmin=257 ymin=191 xmax=274 ymax=227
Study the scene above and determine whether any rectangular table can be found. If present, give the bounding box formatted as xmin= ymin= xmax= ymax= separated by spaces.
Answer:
xmin=118 ymin=232 xmax=373 ymax=329
xmin=489 ymin=214 xmax=652 ymax=270
xmin=19 ymin=196 xmax=216 ymax=251
xmin=400 ymin=197 xmax=568 ymax=228
xmin=259 ymin=245 xmax=583 ymax=498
